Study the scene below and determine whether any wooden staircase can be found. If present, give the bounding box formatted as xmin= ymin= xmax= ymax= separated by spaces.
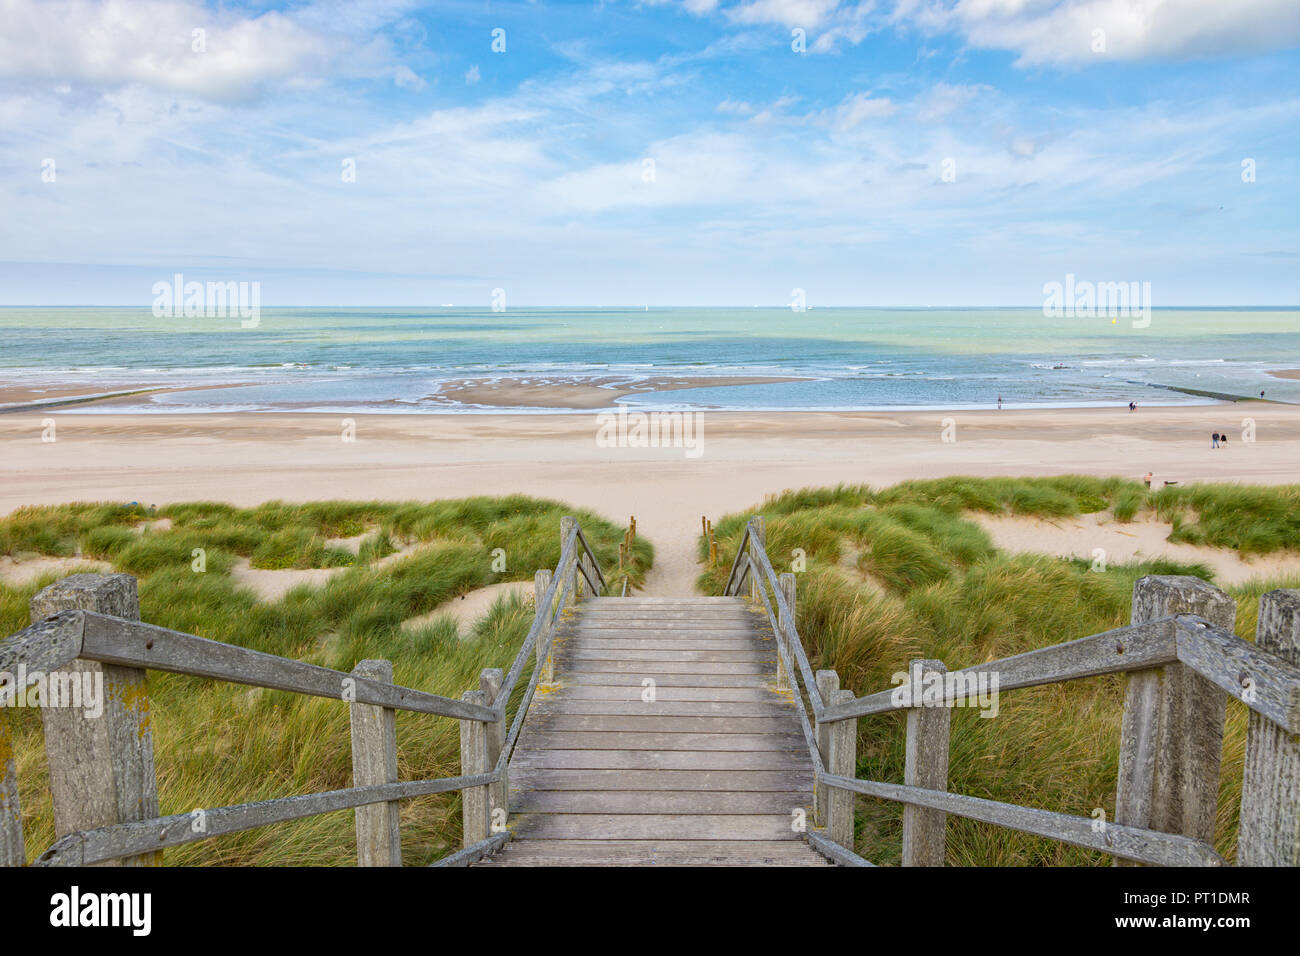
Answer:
xmin=476 ymin=596 xmax=829 ymax=866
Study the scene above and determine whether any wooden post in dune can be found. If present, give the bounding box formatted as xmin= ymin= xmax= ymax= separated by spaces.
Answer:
xmin=0 ymin=710 xmax=22 ymax=866
xmin=748 ymin=515 xmax=766 ymax=604
xmin=349 ymin=659 xmax=401 ymax=866
xmin=534 ymin=569 xmax=554 ymax=683
xmin=776 ymin=572 xmax=795 ymax=691
xmin=828 ymin=689 xmax=856 ymax=850
xmin=814 ymin=669 xmax=839 ymax=829
xmin=560 ymin=516 xmax=582 ymax=601
xmin=458 ymin=689 xmax=490 ymax=847
xmin=480 ymin=668 xmax=507 ymax=821
xmin=1115 ymin=576 xmax=1234 ymax=865
xmin=1238 ymin=589 xmax=1300 ymax=865
xmin=30 ymin=574 xmax=159 ymax=866
xmin=903 ymin=659 xmax=950 ymax=866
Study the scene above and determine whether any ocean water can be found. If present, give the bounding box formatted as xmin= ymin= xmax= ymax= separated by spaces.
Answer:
xmin=0 ymin=307 xmax=1296 ymax=412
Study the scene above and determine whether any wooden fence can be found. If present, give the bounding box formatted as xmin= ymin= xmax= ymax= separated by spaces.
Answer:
xmin=724 ymin=515 xmax=1300 ymax=866
xmin=0 ymin=515 xmax=606 ymax=867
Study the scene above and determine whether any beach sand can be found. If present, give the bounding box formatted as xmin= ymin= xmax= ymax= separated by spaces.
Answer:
xmin=3 ymin=404 xmax=1299 ymax=595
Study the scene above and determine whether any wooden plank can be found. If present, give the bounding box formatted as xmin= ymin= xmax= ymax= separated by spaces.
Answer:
xmin=30 ymin=574 xmax=160 ymax=867
xmin=349 ymin=659 xmax=401 ymax=866
xmin=0 ymin=611 xmax=85 ymax=691
xmin=828 ymin=687 xmax=857 ymax=851
xmin=78 ymin=613 xmax=496 ymax=721
xmin=530 ymin=700 xmax=795 ymax=717
xmin=37 ymin=773 xmax=497 ymax=866
xmin=459 ymin=688 xmax=490 ymax=847
xmin=570 ymin=639 xmax=769 ymax=652
xmin=554 ymin=684 xmax=786 ymax=701
xmin=1116 ymin=576 xmax=1233 ymax=867
xmin=510 ymin=790 xmax=810 ymax=814
xmin=568 ymin=629 xmax=772 ymax=640
xmin=563 ymin=673 xmax=773 ymax=688
xmin=510 ymin=750 xmax=813 ymax=771
xmin=510 ymin=812 xmax=797 ymax=841
xmin=564 ymin=661 xmax=768 ymax=676
xmin=0 ymin=711 xmax=23 ymax=866
xmin=517 ymin=731 xmax=806 ymax=752
xmin=571 ymin=618 xmax=758 ymax=628
xmin=902 ymin=662 xmax=948 ymax=866
xmin=1239 ymin=589 xmax=1300 ymax=866
xmin=821 ymin=772 xmax=1224 ymax=867
xmin=566 ymin=646 xmax=769 ymax=661
xmin=531 ymin=714 xmax=801 ymax=734
xmin=820 ymin=617 xmax=1178 ymax=722
xmin=475 ymin=839 xmax=830 ymax=866
xmin=1174 ymin=617 xmax=1300 ymax=733
xmin=814 ymin=670 xmax=839 ymax=829
xmin=511 ymin=769 xmax=812 ymax=792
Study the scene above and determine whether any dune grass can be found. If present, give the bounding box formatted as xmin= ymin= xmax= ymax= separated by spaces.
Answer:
xmin=1 ymin=497 xmax=650 ymax=865
xmin=697 ymin=476 xmax=1300 ymax=865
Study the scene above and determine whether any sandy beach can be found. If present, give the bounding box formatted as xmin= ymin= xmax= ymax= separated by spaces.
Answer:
xmin=3 ymin=403 xmax=1298 ymax=595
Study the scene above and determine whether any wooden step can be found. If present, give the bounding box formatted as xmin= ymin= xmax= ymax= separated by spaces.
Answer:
xmin=475 ymin=840 xmax=831 ymax=867
xmin=476 ymin=593 xmax=825 ymax=867
xmin=509 ymin=813 xmax=800 ymax=841
xmin=511 ymin=769 xmax=811 ymax=792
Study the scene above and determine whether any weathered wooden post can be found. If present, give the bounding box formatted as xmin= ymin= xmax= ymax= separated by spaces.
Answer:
xmin=814 ymin=670 xmax=839 ymax=828
xmin=1115 ymin=575 xmax=1234 ymax=865
xmin=30 ymin=574 xmax=159 ymax=866
xmin=560 ymin=516 xmax=582 ymax=601
xmin=748 ymin=515 xmax=766 ymax=604
xmin=458 ymin=689 xmax=490 ymax=847
xmin=776 ymin=573 xmax=795 ymax=691
xmin=1238 ymin=588 xmax=1300 ymax=865
xmin=480 ymin=667 xmax=507 ymax=820
xmin=349 ymin=659 xmax=401 ymax=866
xmin=828 ymin=689 xmax=856 ymax=850
xmin=534 ymin=569 xmax=554 ymax=683
xmin=902 ymin=658 xmax=950 ymax=866
xmin=0 ymin=710 xmax=21 ymax=866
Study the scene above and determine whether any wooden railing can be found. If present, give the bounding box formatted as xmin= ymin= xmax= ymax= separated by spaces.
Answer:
xmin=0 ymin=515 xmax=605 ymax=867
xmin=724 ymin=515 xmax=1300 ymax=867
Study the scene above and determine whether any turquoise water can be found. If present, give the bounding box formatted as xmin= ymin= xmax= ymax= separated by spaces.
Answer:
xmin=0 ymin=307 xmax=1296 ymax=411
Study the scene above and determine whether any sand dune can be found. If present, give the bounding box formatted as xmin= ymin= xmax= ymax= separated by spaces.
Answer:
xmin=3 ymin=404 xmax=1299 ymax=595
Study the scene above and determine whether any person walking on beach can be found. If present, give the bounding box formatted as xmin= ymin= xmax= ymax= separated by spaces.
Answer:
xmin=1220 ymin=431 xmax=1228 ymax=447
xmin=997 ymin=394 xmax=1002 ymax=410
xmin=1212 ymin=431 xmax=1220 ymax=448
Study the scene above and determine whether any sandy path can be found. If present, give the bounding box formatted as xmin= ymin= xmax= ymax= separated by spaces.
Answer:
xmin=2 ymin=405 xmax=1298 ymax=596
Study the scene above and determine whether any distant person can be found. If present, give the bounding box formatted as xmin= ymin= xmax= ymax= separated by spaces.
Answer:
xmin=1212 ymin=432 xmax=1220 ymax=448
xmin=1143 ymin=472 xmax=1153 ymax=488
xmin=1261 ymin=390 xmax=1266 ymax=399
xmin=1128 ymin=401 xmax=1136 ymax=411
xmin=997 ymin=394 xmax=1002 ymax=410
xmin=1220 ymin=431 xmax=1228 ymax=446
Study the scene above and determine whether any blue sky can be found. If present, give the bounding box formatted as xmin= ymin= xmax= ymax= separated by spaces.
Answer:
xmin=1 ymin=0 xmax=1298 ymax=306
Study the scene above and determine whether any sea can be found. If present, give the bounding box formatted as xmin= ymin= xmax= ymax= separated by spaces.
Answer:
xmin=0 ymin=307 xmax=1296 ymax=412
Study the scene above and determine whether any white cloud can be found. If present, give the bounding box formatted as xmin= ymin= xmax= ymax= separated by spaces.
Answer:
xmin=0 ymin=0 xmax=402 ymax=103
xmin=727 ymin=0 xmax=846 ymax=28
xmin=394 ymin=65 xmax=426 ymax=90
xmin=465 ymin=65 xmax=482 ymax=85
xmin=904 ymin=0 xmax=1300 ymax=66
xmin=829 ymin=91 xmax=896 ymax=129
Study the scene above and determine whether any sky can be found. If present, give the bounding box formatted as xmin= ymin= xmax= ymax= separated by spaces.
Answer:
xmin=0 ymin=0 xmax=1298 ymax=307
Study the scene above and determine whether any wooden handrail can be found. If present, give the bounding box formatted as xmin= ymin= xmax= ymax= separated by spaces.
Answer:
xmin=718 ymin=516 xmax=1300 ymax=868
xmin=35 ymin=773 xmax=497 ymax=866
xmin=817 ymin=773 xmax=1225 ymax=867
xmin=0 ymin=516 xmax=609 ymax=867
